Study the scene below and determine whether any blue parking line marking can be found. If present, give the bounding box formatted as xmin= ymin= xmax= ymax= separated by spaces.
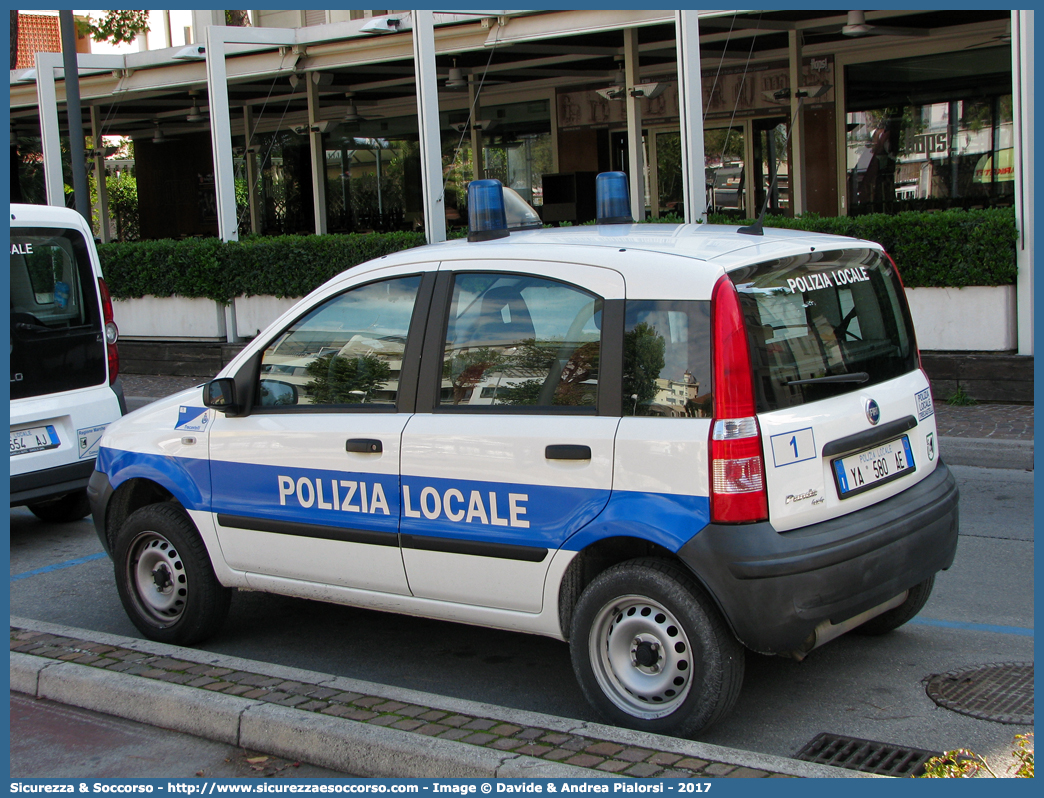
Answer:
xmin=11 ymin=552 xmax=108 ymax=582
xmin=910 ymin=617 xmax=1034 ymax=637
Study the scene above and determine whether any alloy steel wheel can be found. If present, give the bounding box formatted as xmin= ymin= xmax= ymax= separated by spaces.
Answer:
xmin=588 ymin=594 xmax=695 ymax=719
xmin=128 ymin=531 xmax=188 ymax=624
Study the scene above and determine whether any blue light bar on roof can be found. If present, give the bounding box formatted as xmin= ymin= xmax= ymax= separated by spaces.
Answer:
xmin=467 ymin=179 xmax=510 ymax=242
xmin=596 ymin=171 xmax=633 ymax=225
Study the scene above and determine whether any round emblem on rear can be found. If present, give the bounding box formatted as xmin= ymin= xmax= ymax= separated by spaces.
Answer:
xmin=865 ymin=398 xmax=881 ymax=425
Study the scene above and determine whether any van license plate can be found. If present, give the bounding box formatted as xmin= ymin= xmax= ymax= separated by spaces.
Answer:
xmin=832 ymin=435 xmax=914 ymax=498
xmin=10 ymin=426 xmax=60 ymax=456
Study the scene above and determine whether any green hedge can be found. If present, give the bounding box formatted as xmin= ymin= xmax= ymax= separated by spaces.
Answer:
xmin=702 ymin=207 xmax=1018 ymax=288
xmin=99 ymin=208 xmax=1017 ymax=301
xmin=99 ymin=232 xmax=426 ymax=303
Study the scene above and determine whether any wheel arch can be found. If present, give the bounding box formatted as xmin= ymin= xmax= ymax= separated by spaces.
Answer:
xmin=557 ymin=534 xmax=730 ymax=642
xmin=104 ymin=477 xmax=178 ymax=552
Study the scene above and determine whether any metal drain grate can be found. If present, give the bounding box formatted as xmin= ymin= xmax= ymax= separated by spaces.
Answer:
xmin=925 ymin=662 xmax=1034 ymax=724
xmin=795 ymin=732 xmax=940 ymax=777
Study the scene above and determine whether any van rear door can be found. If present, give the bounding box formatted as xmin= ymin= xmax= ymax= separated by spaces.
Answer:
xmin=10 ymin=227 xmax=107 ymax=399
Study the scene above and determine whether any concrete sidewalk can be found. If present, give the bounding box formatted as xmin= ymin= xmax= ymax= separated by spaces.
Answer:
xmin=11 ymin=617 xmax=859 ymax=780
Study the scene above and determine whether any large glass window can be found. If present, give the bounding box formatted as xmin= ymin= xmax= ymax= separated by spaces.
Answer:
xmin=845 ymin=48 xmax=1013 ymax=214
xmin=623 ymin=300 xmax=713 ymax=418
xmin=258 ymin=275 xmax=422 ymax=408
xmin=440 ymin=274 xmax=602 ymax=409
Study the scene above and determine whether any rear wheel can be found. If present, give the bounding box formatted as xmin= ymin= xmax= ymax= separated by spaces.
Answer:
xmin=569 ymin=558 xmax=744 ymax=737
xmin=27 ymin=489 xmax=91 ymax=523
xmin=855 ymin=576 xmax=935 ymax=635
xmin=114 ymin=503 xmax=231 ymax=645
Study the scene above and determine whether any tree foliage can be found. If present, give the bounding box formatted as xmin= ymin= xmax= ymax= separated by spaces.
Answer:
xmin=623 ymin=322 xmax=666 ymax=411
xmin=304 ymin=353 xmax=391 ymax=404
xmin=77 ymin=11 xmax=150 ymax=45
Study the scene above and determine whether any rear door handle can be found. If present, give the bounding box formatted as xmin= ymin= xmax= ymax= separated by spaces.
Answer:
xmin=346 ymin=438 xmax=382 ymax=454
xmin=545 ymin=444 xmax=591 ymax=460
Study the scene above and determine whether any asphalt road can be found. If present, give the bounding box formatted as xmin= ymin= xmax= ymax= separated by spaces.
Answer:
xmin=9 ymin=463 xmax=1033 ymax=773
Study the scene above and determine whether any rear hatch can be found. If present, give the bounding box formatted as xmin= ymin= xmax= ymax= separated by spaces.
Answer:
xmin=10 ymin=226 xmax=107 ymax=399
xmin=728 ymin=246 xmax=938 ymax=532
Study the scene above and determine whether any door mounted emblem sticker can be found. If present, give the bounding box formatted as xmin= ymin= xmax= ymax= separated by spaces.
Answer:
xmin=926 ymin=432 xmax=936 ymax=461
xmin=865 ymin=398 xmax=881 ymax=425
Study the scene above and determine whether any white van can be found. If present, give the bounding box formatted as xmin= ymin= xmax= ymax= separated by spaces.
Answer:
xmin=89 ymin=177 xmax=959 ymax=736
xmin=10 ymin=204 xmax=124 ymax=522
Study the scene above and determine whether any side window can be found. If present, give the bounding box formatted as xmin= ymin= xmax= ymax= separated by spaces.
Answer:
xmin=258 ymin=275 xmax=422 ymax=408
xmin=623 ymin=300 xmax=713 ymax=417
xmin=440 ymin=273 xmax=602 ymax=409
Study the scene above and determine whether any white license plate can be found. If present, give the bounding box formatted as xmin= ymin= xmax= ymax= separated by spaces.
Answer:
xmin=832 ymin=435 xmax=915 ymax=498
xmin=10 ymin=425 xmax=60 ymax=456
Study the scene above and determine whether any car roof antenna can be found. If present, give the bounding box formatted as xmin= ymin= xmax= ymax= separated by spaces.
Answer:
xmin=737 ymin=87 xmax=816 ymax=236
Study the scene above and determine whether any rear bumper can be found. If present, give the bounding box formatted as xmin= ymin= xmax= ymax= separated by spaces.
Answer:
xmin=679 ymin=462 xmax=959 ymax=654
xmin=10 ymin=459 xmax=96 ymax=506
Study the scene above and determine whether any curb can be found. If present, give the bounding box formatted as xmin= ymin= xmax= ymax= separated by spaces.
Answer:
xmin=10 ymin=617 xmax=863 ymax=780
xmin=940 ymin=437 xmax=1033 ymax=470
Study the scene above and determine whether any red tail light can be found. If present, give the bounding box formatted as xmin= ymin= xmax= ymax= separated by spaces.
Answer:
xmin=98 ymin=278 xmax=120 ymax=384
xmin=709 ymin=275 xmax=767 ymax=524
xmin=883 ymin=249 xmax=923 ymax=371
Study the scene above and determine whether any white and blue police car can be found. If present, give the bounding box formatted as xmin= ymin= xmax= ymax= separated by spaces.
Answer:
xmin=88 ymin=174 xmax=958 ymax=736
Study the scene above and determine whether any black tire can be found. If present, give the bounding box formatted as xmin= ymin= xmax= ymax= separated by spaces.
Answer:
xmin=27 ymin=489 xmax=91 ymax=523
xmin=569 ymin=558 xmax=744 ymax=737
xmin=855 ymin=576 xmax=935 ymax=636
xmin=113 ymin=503 xmax=232 ymax=645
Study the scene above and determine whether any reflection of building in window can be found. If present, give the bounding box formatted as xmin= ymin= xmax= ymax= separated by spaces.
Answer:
xmin=262 ymin=334 xmax=404 ymax=405
xmin=646 ymin=370 xmax=709 ymax=418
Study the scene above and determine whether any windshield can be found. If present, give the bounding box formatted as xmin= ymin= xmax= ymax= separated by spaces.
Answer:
xmin=729 ymin=248 xmax=918 ymax=412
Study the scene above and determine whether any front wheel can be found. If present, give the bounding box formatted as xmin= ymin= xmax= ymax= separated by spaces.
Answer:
xmin=113 ymin=503 xmax=232 ymax=645
xmin=569 ymin=558 xmax=744 ymax=737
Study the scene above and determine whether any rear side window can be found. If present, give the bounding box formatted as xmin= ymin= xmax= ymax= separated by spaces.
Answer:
xmin=623 ymin=300 xmax=713 ymax=417
xmin=729 ymin=248 xmax=917 ymax=412
xmin=10 ymin=227 xmax=105 ymax=399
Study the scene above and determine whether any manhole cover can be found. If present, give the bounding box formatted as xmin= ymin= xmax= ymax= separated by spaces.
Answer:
xmin=794 ymin=732 xmax=939 ymax=777
xmin=925 ymin=662 xmax=1033 ymax=724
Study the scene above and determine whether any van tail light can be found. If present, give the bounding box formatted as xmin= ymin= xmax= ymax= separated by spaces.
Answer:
xmin=709 ymin=275 xmax=768 ymax=524
xmin=98 ymin=278 xmax=120 ymax=384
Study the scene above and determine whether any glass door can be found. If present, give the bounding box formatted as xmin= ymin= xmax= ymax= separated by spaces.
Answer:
xmin=751 ymin=117 xmax=791 ymax=217
xmin=704 ymin=126 xmax=746 ymax=217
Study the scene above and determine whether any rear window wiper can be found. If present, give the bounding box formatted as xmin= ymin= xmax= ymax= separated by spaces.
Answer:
xmin=787 ymin=372 xmax=869 ymax=386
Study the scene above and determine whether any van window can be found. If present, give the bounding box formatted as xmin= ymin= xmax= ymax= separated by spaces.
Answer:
xmin=623 ymin=300 xmax=713 ymax=417
xmin=728 ymin=248 xmax=918 ymax=412
xmin=10 ymin=228 xmax=105 ymax=399
xmin=440 ymin=273 xmax=602 ymax=408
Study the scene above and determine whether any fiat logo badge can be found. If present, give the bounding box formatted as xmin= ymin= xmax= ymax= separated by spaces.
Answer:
xmin=865 ymin=398 xmax=881 ymax=425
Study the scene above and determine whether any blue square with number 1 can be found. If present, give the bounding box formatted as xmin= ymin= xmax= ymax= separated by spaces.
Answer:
xmin=769 ymin=427 xmax=817 ymax=467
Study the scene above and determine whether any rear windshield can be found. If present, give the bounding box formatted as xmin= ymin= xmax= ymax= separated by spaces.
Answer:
xmin=728 ymin=248 xmax=917 ymax=412
xmin=10 ymin=227 xmax=105 ymax=399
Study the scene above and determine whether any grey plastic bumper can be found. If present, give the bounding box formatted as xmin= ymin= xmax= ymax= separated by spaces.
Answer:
xmin=678 ymin=462 xmax=960 ymax=655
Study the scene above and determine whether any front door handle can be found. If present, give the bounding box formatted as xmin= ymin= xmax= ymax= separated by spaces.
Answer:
xmin=346 ymin=438 xmax=382 ymax=454
xmin=545 ymin=444 xmax=591 ymax=460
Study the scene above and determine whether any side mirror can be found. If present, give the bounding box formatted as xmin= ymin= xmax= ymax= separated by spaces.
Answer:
xmin=203 ymin=377 xmax=239 ymax=414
